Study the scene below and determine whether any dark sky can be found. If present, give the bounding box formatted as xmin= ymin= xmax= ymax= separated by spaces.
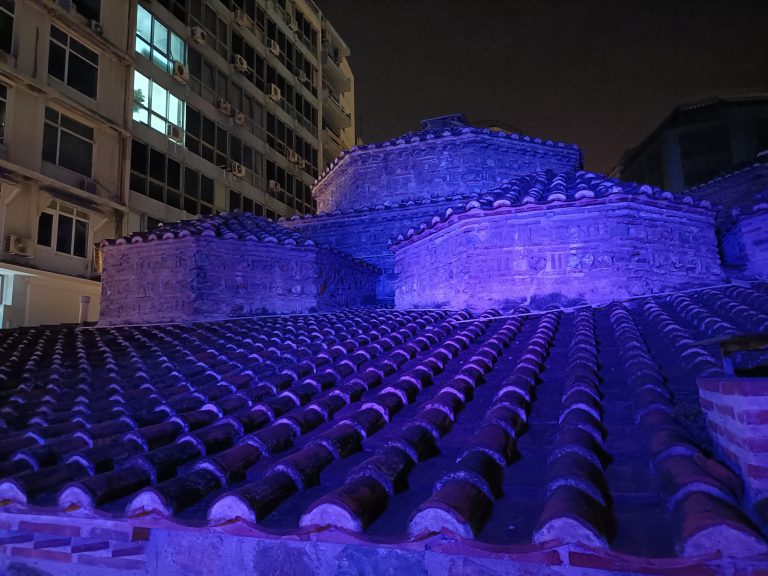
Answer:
xmin=314 ymin=0 xmax=767 ymax=173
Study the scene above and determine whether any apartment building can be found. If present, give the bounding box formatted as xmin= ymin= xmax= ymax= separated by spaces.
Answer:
xmin=0 ymin=0 xmax=355 ymax=328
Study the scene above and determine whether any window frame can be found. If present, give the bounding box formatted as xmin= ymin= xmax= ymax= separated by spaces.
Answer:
xmin=36 ymin=200 xmax=91 ymax=259
xmin=42 ymin=107 xmax=94 ymax=177
xmin=135 ymin=5 xmax=186 ymax=75
xmin=0 ymin=0 xmax=13 ymax=55
xmin=48 ymin=25 xmax=99 ymax=100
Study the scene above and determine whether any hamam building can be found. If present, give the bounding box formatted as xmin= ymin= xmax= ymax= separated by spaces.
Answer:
xmin=1 ymin=114 xmax=768 ymax=575
xmin=0 ymin=0 xmax=354 ymax=328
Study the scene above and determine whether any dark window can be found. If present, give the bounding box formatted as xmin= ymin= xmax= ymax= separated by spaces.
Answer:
xmin=37 ymin=212 xmax=53 ymax=247
xmin=0 ymin=82 xmax=6 ymax=143
xmin=49 ymin=26 xmax=99 ymax=99
xmin=42 ymin=108 xmax=93 ymax=176
xmin=0 ymin=0 xmax=13 ymax=54
xmin=73 ymin=0 xmax=100 ymax=21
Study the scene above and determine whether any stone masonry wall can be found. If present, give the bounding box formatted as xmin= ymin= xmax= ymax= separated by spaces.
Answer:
xmin=393 ymin=199 xmax=723 ymax=311
xmin=314 ymin=135 xmax=581 ymax=212
xmin=99 ymin=238 xmax=378 ymax=325
xmin=722 ymin=209 xmax=768 ymax=279
xmin=282 ymin=200 xmax=460 ymax=305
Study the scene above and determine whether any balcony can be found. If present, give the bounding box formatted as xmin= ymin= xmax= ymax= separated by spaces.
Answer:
xmin=322 ymin=43 xmax=351 ymax=93
xmin=323 ymin=127 xmax=343 ymax=163
xmin=322 ymin=85 xmax=352 ymax=130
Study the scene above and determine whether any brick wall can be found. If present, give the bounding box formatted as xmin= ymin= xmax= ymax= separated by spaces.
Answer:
xmin=393 ymin=198 xmax=723 ymax=310
xmin=282 ymin=200 xmax=460 ymax=304
xmin=699 ymin=377 xmax=768 ymax=503
xmin=99 ymin=238 xmax=378 ymax=325
xmin=722 ymin=209 xmax=768 ymax=278
xmin=313 ymin=135 xmax=582 ymax=213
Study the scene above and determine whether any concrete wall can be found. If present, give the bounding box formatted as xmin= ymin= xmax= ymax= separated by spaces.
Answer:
xmin=99 ymin=237 xmax=378 ymax=325
xmin=313 ymin=135 xmax=582 ymax=213
xmin=722 ymin=209 xmax=768 ymax=279
xmin=393 ymin=199 xmax=723 ymax=311
xmin=282 ymin=199 xmax=460 ymax=304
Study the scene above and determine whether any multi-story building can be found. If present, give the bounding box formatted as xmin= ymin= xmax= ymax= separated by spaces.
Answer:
xmin=0 ymin=0 xmax=355 ymax=328
xmin=616 ymin=94 xmax=768 ymax=192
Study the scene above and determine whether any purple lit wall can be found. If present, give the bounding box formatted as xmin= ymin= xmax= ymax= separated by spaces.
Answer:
xmin=99 ymin=238 xmax=378 ymax=325
xmin=722 ymin=208 xmax=768 ymax=279
xmin=313 ymin=129 xmax=582 ymax=213
xmin=392 ymin=198 xmax=723 ymax=311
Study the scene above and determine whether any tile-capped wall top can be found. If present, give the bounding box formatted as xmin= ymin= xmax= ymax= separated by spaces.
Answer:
xmin=314 ymin=125 xmax=583 ymax=188
xmin=389 ymin=169 xmax=714 ymax=248
xmin=102 ymin=212 xmax=313 ymax=248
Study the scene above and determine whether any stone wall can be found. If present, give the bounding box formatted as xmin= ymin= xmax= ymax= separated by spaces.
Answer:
xmin=393 ymin=199 xmax=723 ymax=311
xmin=282 ymin=200 xmax=460 ymax=304
xmin=314 ymin=134 xmax=582 ymax=212
xmin=722 ymin=209 xmax=768 ymax=279
xmin=99 ymin=238 xmax=378 ymax=325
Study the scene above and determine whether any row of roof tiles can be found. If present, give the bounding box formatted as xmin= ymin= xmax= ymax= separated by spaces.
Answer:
xmin=0 ymin=285 xmax=767 ymax=559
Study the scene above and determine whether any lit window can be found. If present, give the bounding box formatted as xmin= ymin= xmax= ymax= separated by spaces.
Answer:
xmin=0 ymin=82 xmax=6 ymax=143
xmin=42 ymin=107 xmax=94 ymax=177
xmin=37 ymin=200 xmax=90 ymax=258
xmin=135 ymin=5 xmax=185 ymax=74
xmin=133 ymin=71 xmax=184 ymax=136
xmin=49 ymin=26 xmax=99 ymax=99
xmin=0 ymin=0 xmax=13 ymax=54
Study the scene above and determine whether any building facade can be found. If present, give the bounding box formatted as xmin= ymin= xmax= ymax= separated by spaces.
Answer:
xmin=0 ymin=0 xmax=355 ymax=328
xmin=616 ymin=95 xmax=768 ymax=192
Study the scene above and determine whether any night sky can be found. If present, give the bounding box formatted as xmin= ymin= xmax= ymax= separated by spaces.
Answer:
xmin=314 ymin=0 xmax=767 ymax=173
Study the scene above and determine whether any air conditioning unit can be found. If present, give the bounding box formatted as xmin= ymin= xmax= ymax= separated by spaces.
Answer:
xmin=166 ymin=123 xmax=184 ymax=143
xmin=296 ymin=158 xmax=307 ymax=169
xmin=191 ymin=26 xmax=207 ymax=45
xmin=89 ymin=20 xmax=103 ymax=35
xmin=217 ymin=98 xmax=232 ymax=115
xmin=233 ymin=54 xmax=248 ymax=73
xmin=297 ymin=69 xmax=308 ymax=83
xmin=269 ymin=39 xmax=280 ymax=56
xmin=288 ymin=19 xmax=299 ymax=32
xmin=286 ymin=149 xmax=298 ymax=163
xmin=229 ymin=161 xmax=246 ymax=178
xmin=233 ymin=110 xmax=246 ymax=126
xmin=268 ymin=83 xmax=281 ymax=102
xmin=268 ymin=179 xmax=282 ymax=192
xmin=233 ymin=9 xmax=251 ymax=28
xmin=4 ymin=235 xmax=34 ymax=257
xmin=172 ymin=60 xmax=189 ymax=84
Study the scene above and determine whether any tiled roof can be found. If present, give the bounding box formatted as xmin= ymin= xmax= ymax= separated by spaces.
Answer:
xmin=1 ymin=285 xmax=768 ymax=563
xmin=390 ymin=170 xmax=713 ymax=247
xmin=314 ymin=125 xmax=582 ymax=189
xmin=102 ymin=212 xmax=314 ymax=247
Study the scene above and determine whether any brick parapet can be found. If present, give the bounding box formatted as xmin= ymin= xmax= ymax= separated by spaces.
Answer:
xmin=699 ymin=377 xmax=768 ymax=504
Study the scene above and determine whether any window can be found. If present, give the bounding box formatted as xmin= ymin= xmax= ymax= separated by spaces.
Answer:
xmin=49 ymin=26 xmax=99 ymax=99
xmin=157 ymin=0 xmax=186 ymax=24
xmin=73 ymin=0 xmax=100 ymax=21
xmin=144 ymin=215 xmax=163 ymax=231
xmin=229 ymin=189 xmax=263 ymax=215
xmin=0 ymin=0 xmax=13 ymax=54
xmin=0 ymin=83 xmax=6 ymax=143
xmin=136 ymin=5 xmax=185 ymax=74
xmin=42 ymin=108 xmax=93 ymax=176
xmin=133 ymin=71 xmax=184 ymax=135
xmin=130 ymin=139 xmax=182 ymax=209
xmin=37 ymin=200 xmax=90 ymax=258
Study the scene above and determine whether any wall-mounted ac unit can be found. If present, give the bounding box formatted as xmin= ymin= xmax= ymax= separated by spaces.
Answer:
xmin=233 ymin=110 xmax=246 ymax=126
xmin=217 ymin=98 xmax=232 ymax=115
xmin=296 ymin=158 xmax=307 ymax=169
xmin=167 ymin=123 xmax=184 ymax=143
xmin=4 ymin=235 xmax=34 ymax=257
xmin=297 ymin=69 xmax=308 ymax=83
xmin=191 ymin=26 xmax=207 ymax=45
xmin=286 ymin=149 xmax=298 ymax=163
xmin=269 ymin=39 xmax=280 ymax=56
xmin=89 ymin=20 xmax=103 ymax=35
xmin=233 ymin=54 xmax=248 ymax=73
xmin=269 ymin=84 xmax=281 ymax=102
xmin=233 ymin=9 xmax=251 ymax=28
xmin=172 ymin=61 xmax=189 ymax=84
xmin=268 ymin=179 xmax=282 ymax=192
xmin=229 ymin=161 xmax=246 ymax=178
xmin=288 ymin=19 xmax=299 ymax=32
